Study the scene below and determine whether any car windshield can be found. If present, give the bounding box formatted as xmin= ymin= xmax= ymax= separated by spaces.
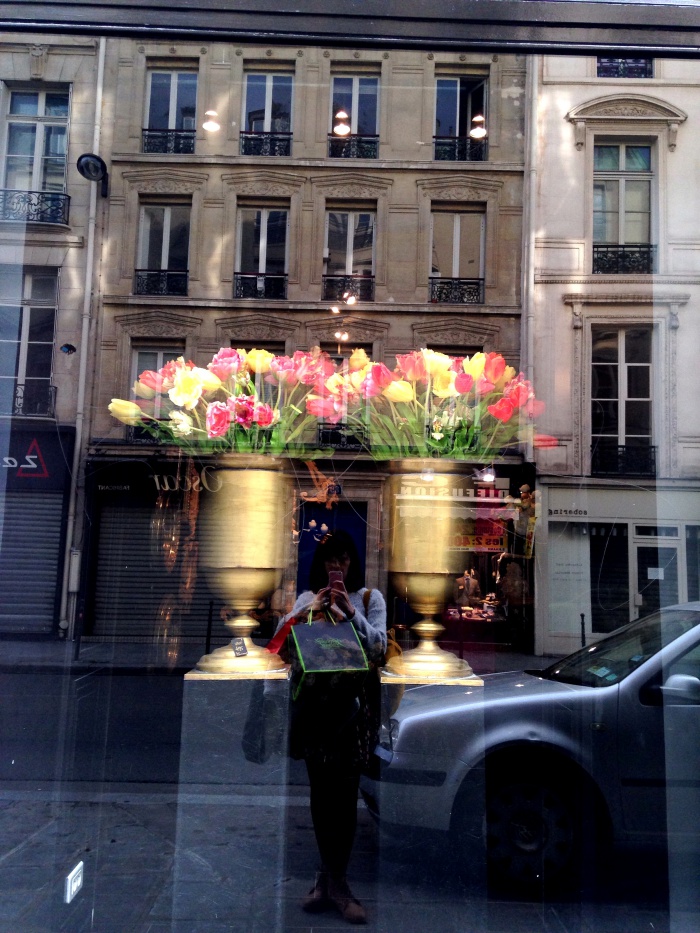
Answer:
xmin=537 ymin=608 xmax=700 ymax=687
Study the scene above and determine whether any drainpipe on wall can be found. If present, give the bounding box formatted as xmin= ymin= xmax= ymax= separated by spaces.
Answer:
xmin=522 ymin=54 xmax=539 ymax=464
xmin=59 ymin=36 xmax=106 ymax=639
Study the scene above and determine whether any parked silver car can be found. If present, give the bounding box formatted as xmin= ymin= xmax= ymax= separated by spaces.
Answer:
xmin=362 ymin=603 xmax=700 ymax=892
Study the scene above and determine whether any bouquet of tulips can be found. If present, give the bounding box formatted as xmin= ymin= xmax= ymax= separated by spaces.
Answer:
xmin=109 ymin=345 xmax=550 ymax=459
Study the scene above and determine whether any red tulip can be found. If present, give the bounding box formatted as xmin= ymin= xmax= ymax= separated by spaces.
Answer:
xmin=487 ymin=397 xmax=515 ymax=422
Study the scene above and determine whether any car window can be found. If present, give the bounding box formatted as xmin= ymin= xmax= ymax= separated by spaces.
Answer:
xmin=539 ymin=609 xmax=700 ymax=687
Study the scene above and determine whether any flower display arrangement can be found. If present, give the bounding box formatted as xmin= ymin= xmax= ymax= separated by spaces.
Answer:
xmin=109 ymin=345 xmax=551 ymax=459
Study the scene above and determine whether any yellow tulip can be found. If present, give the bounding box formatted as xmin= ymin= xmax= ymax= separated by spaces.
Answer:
xmin=192 ymin=367 xmax=222 ymax=392
xmin=246 ymin=348 xmax=274 ymax=374
xmin=132 ymin=380 xmax=156 ymax=399
xmin=383 ymin=380 xmax=414 ymax=403
xmin=432 ymin=370 xmax=459 ymax=398
xmin=348 ymin=347 xmax=370 ymax=372
xmin=349 ymin=365 xmax=371 ymax=392
xmin=496 ymin=365 xmax=517 ymax=390
xmin=109 ymin=398 xmax=144 ymax=425
xmin=169 ymin=369 xmax=204 ymax=410
xmin=325 ymin=372 xmax=348 ymax=397
xmin=463 ymin=352 xmax=486 ymax=380
xmin=421 ymin=348 xmax=452 ymax=376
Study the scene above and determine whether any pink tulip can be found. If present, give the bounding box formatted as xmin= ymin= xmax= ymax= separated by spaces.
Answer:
xmin=487 ymin=397 xmax=515 ymax=423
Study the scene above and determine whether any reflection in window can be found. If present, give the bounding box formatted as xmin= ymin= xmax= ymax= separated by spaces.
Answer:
xmin=143 ymin=70 xmax=197 ymax=153
xmin=0 ymin=268 xmax=57 ymax=416
xmin=241 ymin=73 xmax=293 ymax=155
xmin=235 ymin=207 xmax=289 ymax=299
xmin=591 ymin=325 xmax=654 ymax=476
xmin=434 ymin=76 xmax=487 ymax=161
xmin=593 ymin=142 xmax=654 ymax=273
xmin=430 ymin=209 xmax=485 ymax=303
xmin=135 ymin=203 xmax=191 ymax=296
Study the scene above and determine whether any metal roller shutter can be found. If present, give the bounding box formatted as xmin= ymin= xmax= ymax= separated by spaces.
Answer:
xmin=0 ymin=492 xmax=64 ymax=634
xmin=92 ymin=503 xmax=214 ymax=638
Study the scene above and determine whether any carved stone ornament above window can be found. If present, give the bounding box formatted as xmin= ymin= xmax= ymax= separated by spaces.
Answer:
xmin=566 ymin=95 xmax=687 ymax=151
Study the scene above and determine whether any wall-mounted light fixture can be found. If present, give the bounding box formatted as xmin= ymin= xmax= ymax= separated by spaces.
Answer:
xmin=76 ymin=153 xmax=109 ymax=197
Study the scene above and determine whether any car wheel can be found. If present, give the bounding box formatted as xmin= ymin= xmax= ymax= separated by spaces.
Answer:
xmin=484 ymin=779 xmax=579 ymax=892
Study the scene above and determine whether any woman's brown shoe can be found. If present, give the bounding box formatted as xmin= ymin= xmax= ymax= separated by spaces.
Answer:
xmin=301 ymin=871 xmax=331 ymax=913
xmin=327 ymin=875 xmax=367 ymax=925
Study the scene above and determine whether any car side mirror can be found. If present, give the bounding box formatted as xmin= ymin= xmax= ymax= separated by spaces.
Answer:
xmin=660 ymin=673 xmax=700 ymax=705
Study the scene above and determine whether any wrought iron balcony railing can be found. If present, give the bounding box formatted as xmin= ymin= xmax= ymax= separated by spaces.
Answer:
xmin=327 ymin=135 xmax=379 ymax=159
xmin=0 ymin=189 xmax=70 ymax=225
xmin=134 ymin=269 xmax=189 ymax=296
xmin=317 ymin=425 xmax=367 ymax=452
xmin=591 ymin=443 xmax=657 ymax=477
xmin=240 ymin=132 xmax=292 ymax=156
xmin=4 ymin=382 xmax=57 ymax=418
xmin=142 ymin=129 xmax=196 ymax=154
xmin=322 ymin=274 xmax=375 ymax=302
xmin=593 ymin=244 xmax=656 ymax=274
xmin=433 ymin=137 xmax=488 ymax=162
xmin=429 ymin=277 xmax=485 ymax=304
xmin=234 ymin=273 xmax=288 ymax=300
xmin=597 ymin=57 xmax=654 ymax=78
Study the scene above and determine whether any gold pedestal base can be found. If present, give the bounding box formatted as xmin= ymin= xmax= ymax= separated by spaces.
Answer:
xmin=385 ymin=620 xmax=474 ymax=678
xmin=196 ymin=617 xmax=287 ymax=674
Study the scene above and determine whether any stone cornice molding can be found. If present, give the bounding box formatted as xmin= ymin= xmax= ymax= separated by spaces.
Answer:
xmin=121 ymin=169 xmax=208 ymax=194
xmin=214 ymin=314 xmax=300 ymax=344
xmin=562 ymin=292 xmax=690 ymax=306
xmin=222 ymin=170 xmax=305 ymax=198
xmin=310 ymin=172 xmax=393 ymax=198
xmin=411 ymin=316 xmax=501 ymax=347
xmin=306 ymin=315 xmax=389 ymax=344
xmin=416 ymin=174 xmax=504 ymax=200
xmin=115 ymin=309 xmax=203 ymax=335
xmin=566 ymin=94 xmax=687 ymax=150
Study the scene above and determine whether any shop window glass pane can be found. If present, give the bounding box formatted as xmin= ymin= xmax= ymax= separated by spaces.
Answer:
xmin=331 ymin=78 xmax=353 ymax=126
xmin=353 ymin=213 xmax=374 ymax=274
xmin=0 ymin=376 xmax=15 ymax=410
xmin=458 ymin=213 xmax=482 ymax=276
xmin=687 ymin=527 xmax=700 ymax=602
xmin=590 ymin=523 xmax=630 ymax=633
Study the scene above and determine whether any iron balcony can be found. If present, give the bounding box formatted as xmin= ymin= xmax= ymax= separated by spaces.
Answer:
xmin=133 ymin=270 xmax=189 ymax=296
xmin=327 ymin=135 xmax=379 ymax=159
xmin=240 ymin=132 xmax=292 ymax=156
xmin=322 ymin=274 xmax=375 ymax=302
xmin=0 ymin=190 xmax=70 ymax=225
xmin=234 ymin=273 xmax=288 ymax=300
xmin=141 ymin=129 xmax=196 ymax=154
xmin=433 ymin=137 xmax=488 ymax=162
xmin=592 ymin=244 xmax=656 ymax=274
xmin=591 ymin=444 xmax=657 ymax=477
xmin=429 ymin=277 xmax=485 ymax=304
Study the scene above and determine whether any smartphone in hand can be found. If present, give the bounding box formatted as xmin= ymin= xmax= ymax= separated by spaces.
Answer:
xmin=328 ymin=570 xmax=346 ymax=593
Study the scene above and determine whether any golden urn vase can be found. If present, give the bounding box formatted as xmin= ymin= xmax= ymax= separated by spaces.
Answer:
xmin=386 ymin=460 xmax=474 ymax=678
xmin=196 ymin=455 xmax=289 ymax=673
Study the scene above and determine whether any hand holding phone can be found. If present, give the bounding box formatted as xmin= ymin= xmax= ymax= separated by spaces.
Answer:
xmin=327 ymin=570 xmax=346 ymax=594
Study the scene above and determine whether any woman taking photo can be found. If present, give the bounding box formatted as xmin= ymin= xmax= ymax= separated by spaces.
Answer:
xmin=269 ymin=530 xmax=386 ymax=925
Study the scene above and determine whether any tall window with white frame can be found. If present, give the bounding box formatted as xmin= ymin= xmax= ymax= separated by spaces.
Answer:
xmin=241 ymin=72 xmax=293 ymax=156
xmin=430 ymin=208 xmax=485 ymax=303
xmin=135 ymin=202 xmax=191 ymax=296
xmin=323 ymin=209 xmax=375 ymax=302
xmin=2 ymin=88 xmax=69 ymax=224
xmin=234 ymin=206 xmax=289 ymax=300
xmin=131 ymin=346 xmax=183 ymax=441
xmin=142 ymin=70 xmax=197 ymax=154
xmin=591 ymin=324 xmax=655 ymax=477
xmin=593 ymin=142 xmax=655 ymax=273
xmin=434 ymin=75 xmax=488 ymax=162
xmin=0 ymin=267 xmax=57 ymax=417
xmin=328 ymin=75 xmax=379 ymax=159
